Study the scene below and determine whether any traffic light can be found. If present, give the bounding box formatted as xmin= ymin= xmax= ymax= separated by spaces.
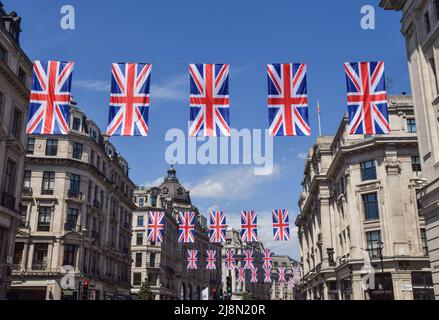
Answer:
xmin=82 ymin=280 xmax=89 ymax=300
xmin=219 ymin=289 xmax=224 ymax=300
xmin=226 ymin=276 xmax=232 ymax=296
xmin=212 ymin=288 xmax=218 ymax=300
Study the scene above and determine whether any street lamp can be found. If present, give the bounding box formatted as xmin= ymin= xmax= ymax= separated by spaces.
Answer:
xmin=377 ymin=240 xmax=384 ymax=273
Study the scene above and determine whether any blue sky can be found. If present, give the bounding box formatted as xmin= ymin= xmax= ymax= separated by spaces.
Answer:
xmin=8 ymin=0 xmax=408 ymax=258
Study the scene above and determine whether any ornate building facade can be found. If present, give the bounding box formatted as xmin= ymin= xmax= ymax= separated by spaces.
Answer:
xmin=220 ymin=228 xmax=271 ymax=300
xmin=8 ymin=106 xmax=135 ymax=300
xmin=131 ymin=167 xmax=222 ymax=300
xmin=0 ymin=2 xmax=32 ymax=299
xmin=296 ymin=96 xmax=433 ymax=300
xmin=270 ymin=255 xmax=300 ymax=300
xmin=380 ymin=0 xmax=439 ymax=299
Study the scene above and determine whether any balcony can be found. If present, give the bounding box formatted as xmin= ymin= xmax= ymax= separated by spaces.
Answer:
xmin=32 ymin=262 xmax=47 ymax=270
xmin=22 ymin=187 xmax=33 ymax=197
xmin=41 ymin=189 xmax=54 ymax=196
xmin=1 ymin=192 xmax=16 ymax=211
xmin=64 ymin=222 xmax=78 ymax=232
xmin=67 ymin=190 xmax=83 ymax=201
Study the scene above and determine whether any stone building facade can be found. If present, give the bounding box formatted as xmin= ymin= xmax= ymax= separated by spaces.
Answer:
xmin=0 ymin=2 xmax=32 ymax=299
xmin=270 ymin=255 xmax=300 ymax=300
xmin=220 ymin=228 xmax=271 ymax=300
xmin=296 ymin=96 xmax=434 ymax=300
xmin=380 ymin=0 xmax=439 ymax=299
xmin=131 ymin=167 xmax=222 ymax=300
xmin=8 ymin=106 xmax=135 ymax=300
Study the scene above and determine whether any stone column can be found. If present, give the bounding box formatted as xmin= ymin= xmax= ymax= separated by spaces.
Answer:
xmin=392 ymin=271 xmax=413 ymax=300
xmin=352 ymin=274 xmax=364 ymax=300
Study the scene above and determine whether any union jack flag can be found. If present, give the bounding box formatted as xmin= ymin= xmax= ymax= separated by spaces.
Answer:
xmin=288 ymin=277 xmax=295 ymax=289
xmin=241 ymin=211 xmax=258 ymax=242
xmin=251 ymin=267 xmax=258 ymax=283
xmin=264 ymin=269 xmax=272 ymax=283
xmin=225 ymin=249 xmax=236 ymax=271
xmin=209 ymin=211 xmax=227 ymax=243
xmin=278 ymin=267 xmax=286 ymax=284
xmin=267 ymin=63 xmax=310 ymax=136
xmin=344 ymin=61 xmax=390 ymax=135
xmin=26 ymin=60 xmax=74 ymax=135
xmin=187 ymin=250 xmax=198 ymax=270
xmin=206 ymin=250 xmax=217 ymax=270
xmin=272 ymin=209 xmax=291 ymax=241
xmin=243 ymin=249 xmax=254 ymax=270
xmin=262 ymin=249 xmax=273 ymax=270
xmin=178 ymin=211 xmax=196 ymax=243
xmin=237 ymin=267 xmax=245 ymax=283
xmin=106 ymin=63 xmax=151 ymax=136
xmin=147 ymin=211 xmax=165 ymax=242
xmin=189 ymin=64 xmax=230 ymax=137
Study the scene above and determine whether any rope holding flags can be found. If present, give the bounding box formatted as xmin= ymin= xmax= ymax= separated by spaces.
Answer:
xmin=27 ymin=60 xmax=389 ymax=137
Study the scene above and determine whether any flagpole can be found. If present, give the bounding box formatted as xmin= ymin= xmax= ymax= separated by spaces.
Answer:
xmin=317 ymin=100 xmax=322 ymax=136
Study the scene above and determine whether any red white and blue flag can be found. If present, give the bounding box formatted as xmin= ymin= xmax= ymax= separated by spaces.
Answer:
xmin=278 ymin=267 xmax=286 ymax=284
xmin=267 ymin=63 xmax=310 ymax=136
xmin=187 ymin=250 xmax=198 ymax=270
xmin=209 ymin=211 xmax=227 ymax=243
xmin=26 ymin=60 xmax=74 ymax=135
xmin=225 ymin=249 xmax=236 ymax=271
xmin=241 ymin=211 xmax=258 ymax=242
xmin=344 ymin=61 xmax=390 ymax=135
xmin=178 ymin=211 xmax=196 ymax=243
xmin=272 ymin=209 xmax=291 ymax=241
xmin=106 ymin=63 xmax=151 ymax=136
xmin=189 ymin=64 xmax=230 ymax=137
xmin=206 ymin=250 xmax=217 ymax=270
xmin=243 ymin=249 xmax=255 ymax=270
xmin=262 ymin=249 xmax=273 ymax=270
xmin=237 ymin=266 xmax=245 ymax=283
xmin=264 ymin=269 xmax=272 ymax=283
xmin=288 ymin=277 xmax=295 ymax=289
xmin=251 ymin=267 xmax=258 ymax=283
xmin=147 ymin=211 xmax=165 ymax=242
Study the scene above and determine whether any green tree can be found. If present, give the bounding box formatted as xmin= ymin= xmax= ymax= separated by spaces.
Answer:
xmin=137 ymin=281 xmax=152 ymax=300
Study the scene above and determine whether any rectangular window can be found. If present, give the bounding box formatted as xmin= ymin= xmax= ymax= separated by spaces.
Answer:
xmin=412 ymin=156 xmax=422 ymax=175
xmin=135 ymin=253 xmax=142 ymax=267
xmin=0 ymin=45 xmax=7 ymax=62
xmin=425 ymin=11 xmax=431 ymax=34
xmin=366 ymin=230 xmax=382 ymax=259
xmin=362 ymin=193 xmax=380 ymax=220
xmin=429 ymin=58 xmax=439 ymax=97
xmin=10 ymin=108 xmax=22 ymax=139
xmin=137 ymin=215 xmax=144 ymax=227
xmin=23 ymin=170 xmax=31 ymax=190
xmin=26 ymin=138 xmax=35 ymax=155
xmin=72 ymin=142 xmax=83 ymax=160
xmin=436 ymin=0 xmax=439 ymax=20
xmin=139 ymin=197 xmax=145 ymax=207
xmin=407 ymin=119 xmax=417 ymax=133
xmin=360 ymin=160 xmax=377 ymax=181
xmin=136 ymin=233 xmax=143 ymax=245
xmin=37 ymin=206 xmax=52 ymax=231
xmin=42 ymin=171 xmax=55 ymax=194
xmin=65 ymin=208 xmax=79 ymax=231
xmin=421 ymin=229 xmax=429 ymax=256
xmin=151 ymin=195 xmax=157 ymax=207
xmin=18 ymin=67 xmax=27 ymax=84
xmin=45 ymin=139 xmax=58 ymax=156
xmin=63 ymin=244 xmax=76 ymax=266
xmin=32 ymin=243 xmax=48 ymax=270
xmin=3 ymin=159 xmax=17 ymax=194
xmin=72 ymin=117 xmax=81 ymax=131
xmin=69 ymin=174 xmax=81 ymax=193
xmin=133 ymin=272 xmax=142 ymax=286
xmin=150 ymin=253 xmax=156 ymax=267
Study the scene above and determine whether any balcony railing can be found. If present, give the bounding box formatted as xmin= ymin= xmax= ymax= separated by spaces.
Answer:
xmin=67 ymin=190 xmax=83 ymax=200
xmin=32 ymin=262 xmax=47 ymax=270
xmin=1 ymin=192 xmax=16 ymax=211
xmin=41 ymin=189 xmax=54 ymax=196
xmin=64 ymin=222 xmax=78 ymax=232
xmin=22 ymin=187 xmax=33 ymax=197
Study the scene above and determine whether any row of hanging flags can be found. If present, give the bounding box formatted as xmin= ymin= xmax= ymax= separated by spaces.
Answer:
xmin=26 ymin=60 xmax=390 ymax=137
xmin=147 ymin=210 xmax=290 ymax=244
xmin=186 ymin=247 xmax=300 ymax=287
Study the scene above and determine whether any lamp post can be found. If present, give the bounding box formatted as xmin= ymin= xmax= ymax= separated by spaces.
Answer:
xmin=377 ymin=240 xmax=384 ymax=273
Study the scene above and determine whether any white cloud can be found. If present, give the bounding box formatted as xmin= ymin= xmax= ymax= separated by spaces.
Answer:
xmin=144 ymin=177 xmax=164 ymax=187
xmin=189 ymin=166 xmax=280 ymax=200
xmin=75 ymin=79 xmax=110 ymax=92
xmin=297 ymin=152 xmax=308 ymax=160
